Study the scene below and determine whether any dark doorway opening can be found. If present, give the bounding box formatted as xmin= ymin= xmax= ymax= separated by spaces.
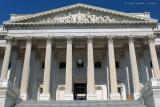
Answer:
xmin=74 ymin=83 xmax=87 ymax=100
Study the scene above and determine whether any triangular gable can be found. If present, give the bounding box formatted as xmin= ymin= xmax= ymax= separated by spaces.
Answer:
xmin=5 ymin=3 xmax=156 ymax=25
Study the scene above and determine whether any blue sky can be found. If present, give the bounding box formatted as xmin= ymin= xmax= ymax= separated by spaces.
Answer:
xmin=0 ymin=0 xmax=160 ymax=24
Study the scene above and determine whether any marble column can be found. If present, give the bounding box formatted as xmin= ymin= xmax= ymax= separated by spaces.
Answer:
xmin=65 ymin=37 xmax=72 ymax=92
xmin=64 ymin=37 xmax=73 ymax=100
xmin=20 ymin=38 xmax=32 ymax=100
xmin=107 ymin=36 xmax=120 ymax=100
xmin=87 ymin=36 xmax=96 ymax=100
xmin=40 ymin=37 xmax=52 ymax=100
xmin=128 ymin=36 xmax=140 ymax=100
xmin=1 ymin=38 xmax=12 ymax=80
xmin=148 ymin=36 xmax=160 ymax=78
xmin=87 ymin=37 xmax=95 ymax=92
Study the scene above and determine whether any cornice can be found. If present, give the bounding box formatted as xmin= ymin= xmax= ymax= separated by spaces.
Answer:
xmin=4 ymin=21 xmax=156 ymax=26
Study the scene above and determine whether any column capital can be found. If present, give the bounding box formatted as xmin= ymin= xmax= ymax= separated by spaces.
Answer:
xmin=127 ymin=35 xmax=135 ymax=43
xmin=45 ymin=36 xmax=53 ymax=44
xmin=106 ymin=35 xmax=114 ymax=44
xmin=66 ymin=35 xmax=73 ymax=44
xmin=5 ymin=36 xmax=13 ymax=45
xmin=25 ymin=36 xmax=32 ymax=44
xmin=146 ymin=35 xmax=156 ymax=43
xmin=87 ymin=35 xmax=94 ymax=44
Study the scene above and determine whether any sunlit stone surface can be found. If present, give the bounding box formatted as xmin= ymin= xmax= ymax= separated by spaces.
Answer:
xmin=0 ymin=3 xmax=160 ymax=107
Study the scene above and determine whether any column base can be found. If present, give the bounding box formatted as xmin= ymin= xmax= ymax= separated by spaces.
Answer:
xmin=110 ymin=92 xmax=121 ymax=100
xmin=87 ymin=92 xmax=97 ymax=100
xmin=39 ymin=93 xmax=50 ymax=100
xmin=20 ymin=93 xmax=28 ymax=100
xmin=63 ymin=92 xmax=73 ymax=100
xmin=133 ymin=92 xmax=140 ymax=100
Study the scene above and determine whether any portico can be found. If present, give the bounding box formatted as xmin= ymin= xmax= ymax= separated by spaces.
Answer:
xmin=0 ymin=34 xmax=159 ymax=101
xmin=0 ymin=3 xmax=160 ymax=104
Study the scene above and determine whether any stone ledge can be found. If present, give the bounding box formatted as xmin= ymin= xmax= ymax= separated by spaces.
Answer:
xmin=39 ymin=93 xmax=50 ymax=100
xmin=110 ymin=92 xmax=121 ymax=100
xmin=87 ymin=92 xmax=97 ymax=100
xmin=63 ymin=92 xmax=74 ymax=100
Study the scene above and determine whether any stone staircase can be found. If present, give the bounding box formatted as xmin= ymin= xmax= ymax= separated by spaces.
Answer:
xmin=15 ymin=100 xmax=147 ymax=107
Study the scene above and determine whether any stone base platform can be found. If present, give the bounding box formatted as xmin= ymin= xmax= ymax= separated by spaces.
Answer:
xmin=15 ymin=100 xmax=146 ymax=107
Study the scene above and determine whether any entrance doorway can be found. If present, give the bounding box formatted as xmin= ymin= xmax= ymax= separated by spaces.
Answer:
xmin=74 ymin=83 xmax=87 ymax=100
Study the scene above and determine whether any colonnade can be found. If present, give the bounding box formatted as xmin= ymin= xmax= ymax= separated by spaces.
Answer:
xmin=0 ymin=35 xmax=160 ymax=100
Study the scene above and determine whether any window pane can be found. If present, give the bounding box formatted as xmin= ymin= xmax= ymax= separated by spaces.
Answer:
xmin=95 ymin=62 xmax=101 ymax=68
xmin=59 ymin=62 xmax=66 ymax=69
xmin=116 ymin=61 xmax=119 ymax=68
xmin=77 ymin=58 xmax=84 ymax=68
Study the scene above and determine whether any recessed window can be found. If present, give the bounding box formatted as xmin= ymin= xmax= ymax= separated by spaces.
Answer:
xmin=8 ymin=62 xmax=11 ymax=69
xmin=77 ymin=58 xmax=84 ymax=68
xmin=42 ymin=62 xmax=45 ymax=69
xmin=150 ymin=61 xmax=153 ymax=68
xmin=116 ymin=61 xmax=119 ymax=68
xmin=59 ymin=62 xmax=66 ymax=69
xmin=95 ymin=62 xmax=101 ymax=68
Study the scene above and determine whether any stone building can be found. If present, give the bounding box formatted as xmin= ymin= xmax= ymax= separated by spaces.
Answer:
xmin=0 ymin=3 xmax=160 ymax=107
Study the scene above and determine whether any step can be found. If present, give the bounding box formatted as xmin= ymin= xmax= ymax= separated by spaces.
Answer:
xmin=15 ymin=100 xmax=146 ymax=107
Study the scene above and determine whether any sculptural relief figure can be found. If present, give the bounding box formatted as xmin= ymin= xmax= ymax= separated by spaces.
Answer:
xmin=103 ymin=16 xmax=110 ymax=22
xmin=76 ymin=11 xmax=86 ymax=22
xmin=46 ymin=17 xmax=51 ymax=23
xmin=53 ymin=16 xmax=59 ymax=23
xmin=95 ymin=16 xmax=105 ymax=22
xmin=64 ymin=13 xmax=73 ymax=22
xmin=40 ymin=11 xmax=118 ymax=23
xmin=108 ymin=16 xmax=116 ymax=21
xmin=86 ymin=12 xmax=96 ymax=22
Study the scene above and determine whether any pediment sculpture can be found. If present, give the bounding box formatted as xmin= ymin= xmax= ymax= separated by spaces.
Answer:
xmin=37 ymin=11 xmax=118 ymax=23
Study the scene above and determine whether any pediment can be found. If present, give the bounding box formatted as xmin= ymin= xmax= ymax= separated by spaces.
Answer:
xmin=5 ymin=3 xmax=156 ymax=25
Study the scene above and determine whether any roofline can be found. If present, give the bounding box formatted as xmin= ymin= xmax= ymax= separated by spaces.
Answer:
xmin=5 ymin=3 xmax=154 ymax=24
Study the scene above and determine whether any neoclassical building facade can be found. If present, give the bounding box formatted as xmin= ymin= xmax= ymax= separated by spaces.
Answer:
xmin=0 ymin=3 xmax=160 ymax=107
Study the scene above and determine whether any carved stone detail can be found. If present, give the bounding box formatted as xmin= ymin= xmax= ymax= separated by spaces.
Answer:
xmin=5 ymin=36 xmax=13 ymax=45
xmin=31 ymin=11 xmax=127 ymax=24
xmin=127 ymin=35 xmax=135 ymax=43
xmin=106 ymin=35 xmax=114 ymax=44
xmin=25 ymin=36 xmax=32 ymax=44
xmin=66 ymin=36 xmax=73 ymax=44
xmin=45 ymin=36 xmax=53 ymax=44
xmin=87 ymin=35 xmax=94 ymax=44
xmin=147 ymin=35 xmax=156 ymax=43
